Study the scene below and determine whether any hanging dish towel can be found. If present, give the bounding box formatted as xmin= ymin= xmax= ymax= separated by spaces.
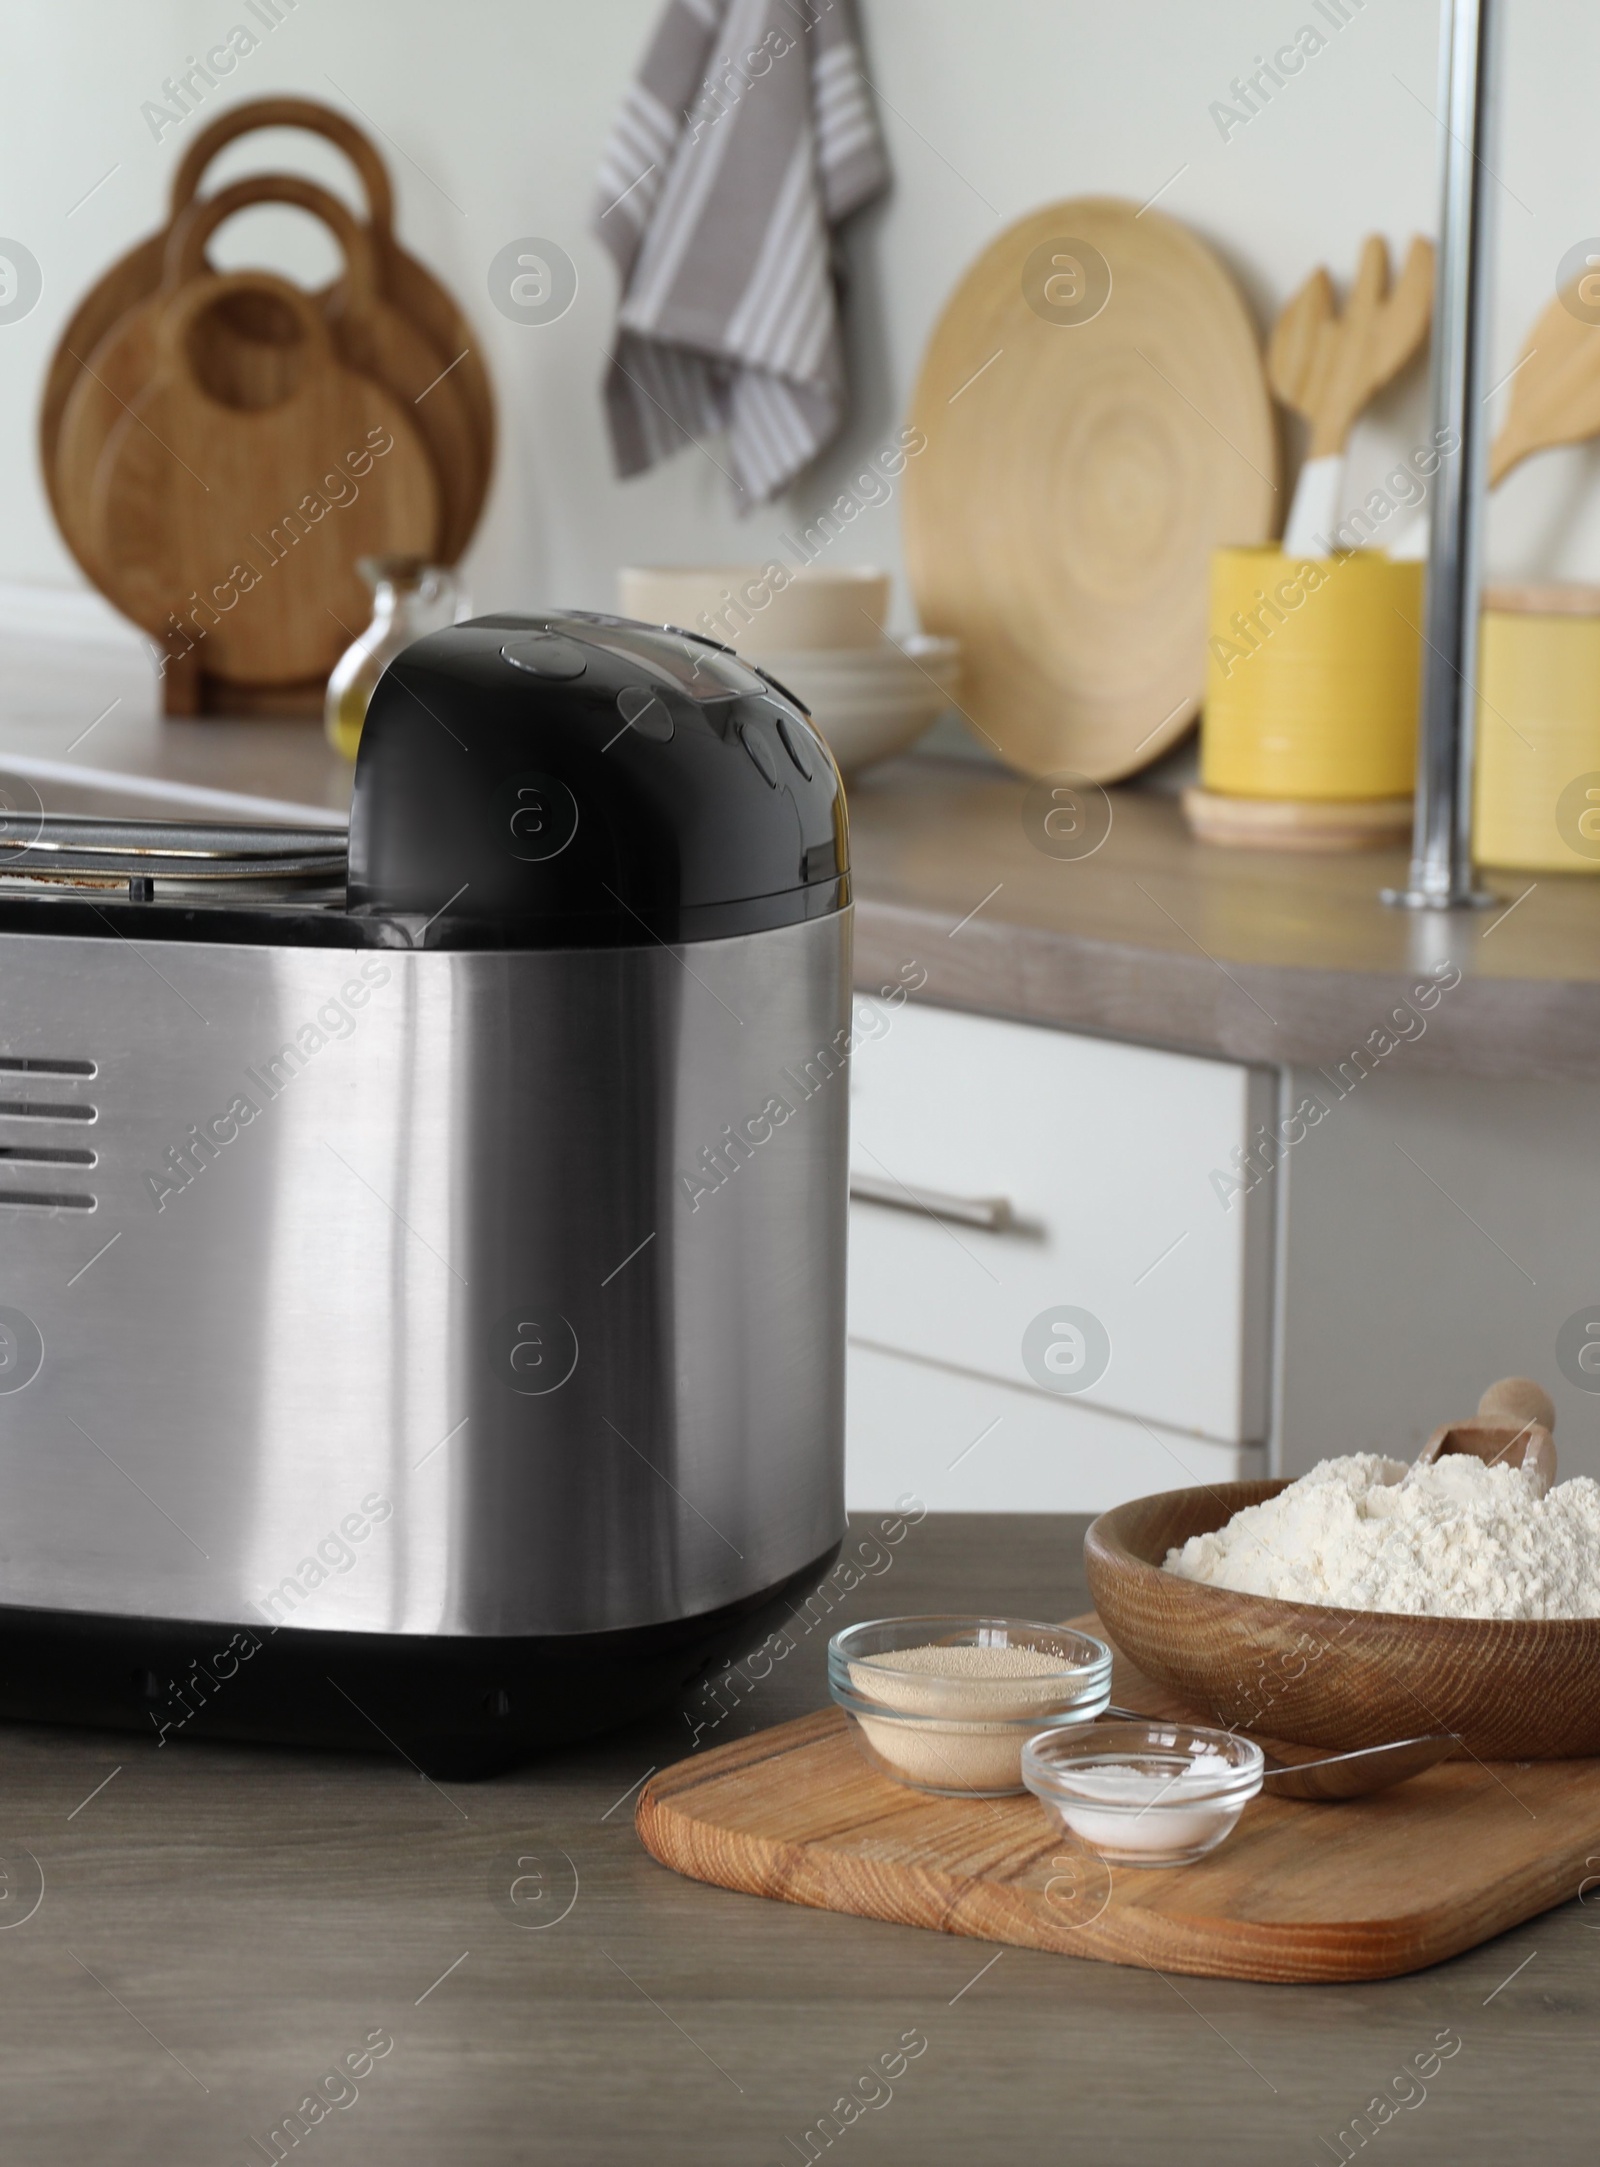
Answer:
xmin=594 ymin=0 xmax=890 ymax=506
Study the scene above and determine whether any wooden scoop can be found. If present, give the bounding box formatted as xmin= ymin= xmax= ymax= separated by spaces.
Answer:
xmin=1414 ymin=1375 xmax=1557 ymax=1495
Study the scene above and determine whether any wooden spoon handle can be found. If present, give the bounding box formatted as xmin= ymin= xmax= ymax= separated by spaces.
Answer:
xmin=1476 ymin=1376 xmax=1556 ymax=1432
xmin=168 ymin=94 xmax=395 ymax=236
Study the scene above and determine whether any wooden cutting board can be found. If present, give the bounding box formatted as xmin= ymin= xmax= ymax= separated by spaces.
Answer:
xmin=637 ymin=1622 xmax=1600 ymax=1983
xmin=903 ymin=198 xmax=1276 ymax=784
xmin=41 ymin=95 xmax=492 ymax=568
xmin=53 ymin=175 xmax=480 ymax=600
xmin=87 ymin=269 xmax=438 ymax=685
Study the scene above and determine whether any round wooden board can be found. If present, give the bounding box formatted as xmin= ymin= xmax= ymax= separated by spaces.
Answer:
xmin=904 ymin=198 xmax=1277 ymax=782
xmin=38 ymin=99 xmax=494 ymax=572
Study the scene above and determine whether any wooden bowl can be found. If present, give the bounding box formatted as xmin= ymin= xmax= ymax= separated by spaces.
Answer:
xmin=1085 ymin=1481 xmax=1600 ymax=1759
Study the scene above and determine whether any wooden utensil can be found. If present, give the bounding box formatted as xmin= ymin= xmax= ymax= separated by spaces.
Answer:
xmin=1414 ymin=1374 xmax=1558 ymax=1493
xmin=41 ymin=95 xmax=492 ymax=564
xmin=1388 ymin=293 xmax=1600 ymax=557
xmin=903 ymin=197 xmax=1276 ymax=783
xmin=637 ymin=1628 xmax=1600 ymax=1983
xmin=1085 ymin=1479 xmax=1600 ymax=1759
xmin=86 ymin=267 xmax=438 ymax=689
xmin=1488 ymin=283 xmax=1600 ymax=485
xmin=1268 ymin=234 xmax=1434 ymax=555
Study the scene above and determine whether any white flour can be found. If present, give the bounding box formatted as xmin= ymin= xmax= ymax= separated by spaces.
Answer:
xmin=1164 ymin=1452 xmax=1600 ymax=1619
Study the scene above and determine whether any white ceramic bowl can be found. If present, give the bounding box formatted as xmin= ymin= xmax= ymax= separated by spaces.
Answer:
xmin=618 ymin=566 xmax=890 ymax=654
xmin=758 ymin=637 xmax=960 ymax=777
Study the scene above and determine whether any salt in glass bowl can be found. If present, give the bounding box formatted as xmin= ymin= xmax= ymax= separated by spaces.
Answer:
xmin=827 ymin=1616 xmax=1112 ymax=1797
xmin=1022 ymin=1719 xmax=1264 ymax=1867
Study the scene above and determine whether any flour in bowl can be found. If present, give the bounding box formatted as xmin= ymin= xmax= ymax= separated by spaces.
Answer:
xmin=1164 ymin=1452 xmax=1600 ymax=1619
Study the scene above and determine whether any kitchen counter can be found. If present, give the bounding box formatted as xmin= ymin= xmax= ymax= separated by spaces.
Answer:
xmin=848 ymin=756 xmax=1600 ymax=1082
xmin=5 ymin=702 xmax=1600 ymax=1078
xmin=0 ymin=1513 xmax=1578 ymax=2166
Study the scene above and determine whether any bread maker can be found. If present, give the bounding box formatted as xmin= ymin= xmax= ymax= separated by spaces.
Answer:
xmin=0 ymin=613 xmax=849 ymax=1772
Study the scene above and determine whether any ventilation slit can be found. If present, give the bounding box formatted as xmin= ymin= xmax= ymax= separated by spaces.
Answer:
xmin=0 ymin=1056 xmax=97 ymax=1077
xmin=0 ymin=1055 xmax=101 ymax=1209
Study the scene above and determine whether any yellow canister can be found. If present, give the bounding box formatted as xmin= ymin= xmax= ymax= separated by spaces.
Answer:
xmin=1474 ymin=585 xmax=1600 ymax=873
xmin=1201 ymin=547 xmax=1422 ymax=800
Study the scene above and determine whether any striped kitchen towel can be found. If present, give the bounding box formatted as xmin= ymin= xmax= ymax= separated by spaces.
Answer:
xmin=594 ymin=0 xmax=890 ymax=506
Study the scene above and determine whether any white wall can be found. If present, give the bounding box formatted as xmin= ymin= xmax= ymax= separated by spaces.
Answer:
xmin=1 ymin=0 xmax=1596 ymax=640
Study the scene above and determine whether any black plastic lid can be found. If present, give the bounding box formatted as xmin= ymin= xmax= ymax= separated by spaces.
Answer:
xmin=347 ymin=612 xmax=849 ymax=945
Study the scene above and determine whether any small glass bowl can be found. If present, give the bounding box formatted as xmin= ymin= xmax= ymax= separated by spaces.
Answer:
xmin=1022 ymin=1720 xmax=1264 ymax=1868
xmin=828 ymin=1616 xmax=1112 ymax=1797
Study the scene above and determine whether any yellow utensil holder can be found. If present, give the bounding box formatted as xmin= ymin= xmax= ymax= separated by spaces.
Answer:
xmin=1474 ymin=585 xmax=1600 ymax=873
xmin=1201 ymin=547 xmax=1422 ymax=800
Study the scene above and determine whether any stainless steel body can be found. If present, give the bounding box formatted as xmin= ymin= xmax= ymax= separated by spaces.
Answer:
xmin=0 ymin=911 xmax=850 ymax=1639
xmin=1384 ymin=0 xmax=1498 ymax=911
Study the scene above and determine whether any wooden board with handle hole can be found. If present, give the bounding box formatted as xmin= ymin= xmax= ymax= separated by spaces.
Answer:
xmin=41 ymin=94 xmax=492 ymax=566
xmin=54 ymin=174 xmax=478 ymax=601
xmin=636 ymin=1620 xmax=1600 ymax=1983
xmin=87 ymin=268 xmax=438 ymax=688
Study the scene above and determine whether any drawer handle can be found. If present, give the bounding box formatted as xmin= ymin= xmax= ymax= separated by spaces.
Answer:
xmin=849 ymin=1173 xmax=1015 ymax=1233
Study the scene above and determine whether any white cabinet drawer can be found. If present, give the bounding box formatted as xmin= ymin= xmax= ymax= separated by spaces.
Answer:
xmin=846 ymin=1343 xmax=1264 ymax=1513
xmin=848 ymin=1003 xmax=1273 ymax=1443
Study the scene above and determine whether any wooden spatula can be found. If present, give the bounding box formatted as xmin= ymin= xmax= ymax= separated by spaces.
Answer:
xmin=1391 ymin=284 xmax=1600 ymax=556
xmin=1413 ymin=1375 xmax=1557 ymax=1495
xmin=1269 ymin=235 xmax=1435 ymax=555
xmin=1488 ymin=284 xmax=1600 ymax=486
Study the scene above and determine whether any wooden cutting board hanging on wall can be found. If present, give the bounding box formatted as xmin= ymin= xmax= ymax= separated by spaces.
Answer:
xmin=54 ymin=178 xmax=476 ymax=605
xmin=40 ymin=95 xmax=493 ymax=716
xmin=903 ymin=198 xmax=1278 ymax=782
xmin=86 ymin=269 xmax=439 ymax=688
xmin=42 ymin=95 xmax=494 ymax=558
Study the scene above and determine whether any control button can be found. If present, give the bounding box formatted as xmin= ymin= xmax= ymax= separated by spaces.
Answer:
xmin=753 ymin=663 xmax=811 ymax=716
xmin=614 ymin=685 xmax=674 ymax=744
xmin=775 ymin=712 xmax=814 ymax=780
xmin=739 ymin=718 xmax=780 ymax=787
xmin=501 ymin=635 xmax=589 ymax=680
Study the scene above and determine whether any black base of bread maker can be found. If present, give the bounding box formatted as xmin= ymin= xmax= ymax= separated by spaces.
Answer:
xmin=0 ymin=1543 xmax=840 ymax=1778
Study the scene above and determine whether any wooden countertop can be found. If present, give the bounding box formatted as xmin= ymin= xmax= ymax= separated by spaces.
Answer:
xmin=849 ymin=757 xmax=1600 ymax=1080
xmin=5 ymin=698 xmax=1598 ymax=1077
xmin=0 ymin=1514 xmax=1572 ymax=2165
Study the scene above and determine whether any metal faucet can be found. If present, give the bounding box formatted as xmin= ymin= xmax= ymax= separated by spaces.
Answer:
xmin=1382 ymin=0 xmax=1499 ymax=910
